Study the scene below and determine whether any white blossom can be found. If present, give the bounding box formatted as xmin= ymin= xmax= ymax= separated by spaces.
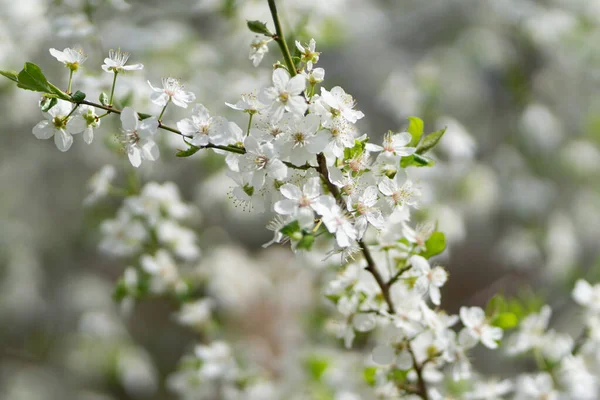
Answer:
xmin=120 ymin=107 xmax=159 ymax=168
xmin=259 ymin=68 xmax=307 ymax=121
xmin=148 ymin=77 xmax=196 ymax=108
xmin=102 ymin=49 xmax=143 ymax=73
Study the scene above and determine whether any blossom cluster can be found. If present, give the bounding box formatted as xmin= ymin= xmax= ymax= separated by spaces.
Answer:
xmin=5 ymin=2 xmax=600 ymax=398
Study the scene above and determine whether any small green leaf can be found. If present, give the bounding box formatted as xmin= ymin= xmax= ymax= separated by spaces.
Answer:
xmin=0 ymin=69 xmax=18 ymax=83
xmin=280 ymin=220 xmax=301 ymax=236
xmin=407 ymin=116 xmax=424 ymax=147
xmin=416 ymin=127 xmax=446 ymax=155
xmin=491 ymin=312 xmax=518 ymax=329
xmin=99 ymin=92 xmax=109 ymax=106
xmin=40 ymin=97 xmax=58 ymax=112
xmin=17 ymin=62 xmax=53 ymax=92
xmin=400 ymin=153 xmax=435 ymax=168
xmin=138 ymin=112 xmax=153 ymax=120
xmin=305 ymin=355 xmax=329 ymax=381
xmin=486 ymin=295 xmax=506 ymax=317
xmin=71 ymin=90 xmax=86 ymax=102
xmin=247 ymin=20 xmax=272 ymax=36
xmin=176 ymin=145 xmax=201 ymax=158
xmin=364 ymin=367 xmax=377 ymax=387
xmin=421 ymin=232 xmax=446 ymax=258
xmin=296 ymin=233 xmax=315 ymax=250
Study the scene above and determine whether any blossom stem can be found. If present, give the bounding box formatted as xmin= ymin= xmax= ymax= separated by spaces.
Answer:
xmin=108 ymin=71 xmax=118 ymax=106
xmin=158 ymin=99 xmax=170 ymax=121
xmin=267 ymin=0 xmax=296 ymax=76
xmin=315 ymin=152 xmax=429 ymax=400
xmin=67 ymin=69 xmax=74 ymax=94
xmin=246 ymin=113 xmax=253 ymax=136
xmin=61 ymin=103 xmax=80 ymax=123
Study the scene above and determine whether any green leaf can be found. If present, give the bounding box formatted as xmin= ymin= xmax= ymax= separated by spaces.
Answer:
xmin=407 ymin=116 xmax=424 ymax=147
xmin=305 ymin=355 xmax=329 ymax=381
xmin=176 ymin=145 xmax=201 ymax=158
xmin=40 ymin=97 xmax=57 ymax=112
xmin=491 ymin=312 xmax=518 ymax=329
xmin=280 ymin=220 xmax=301 ymax=236
xmin=247 ymin=20 xmax=272 ymax=36
xmin=363 ymin=367 xmax=377 ymax=387
xmin=296 ymin=233 xmax=315 ymax=250
xmin=17 ymin=62 xmax=53 ymax=93
xmin=138 ymin=112 xmax=153 ymax=120
xmin=71 ymin=90 xmax=86 ymax=102
xmin=421 ymin=232 xmax=446 ymax=258
xmin=400 ymin=153 xmax=435 ymax=168
xmin=416 ymin=127 xmax=446 ymax=155
xmin=486 ymin=295 xmax=506 ymax=317
xmin=0 ymin=69 xmax=18 ymax=83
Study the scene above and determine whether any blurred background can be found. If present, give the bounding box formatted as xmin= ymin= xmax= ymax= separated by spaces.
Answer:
xmin=2 ymin=0 xmax=600 ymax=398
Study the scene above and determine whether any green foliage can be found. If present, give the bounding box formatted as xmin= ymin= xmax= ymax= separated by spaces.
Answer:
xmin=416 ymin=127 xmax=446 ymax=155
xmin=71 ymin=90 xmax=86 ymax=102
xmin=176 ymin=144 xmax=201 ymax=158
xmin=280 ymin=220 xmax=301 ymax=236
xmin=297 ymin=233 xmax=315 ymax=250
xmin=1 ymin=62 xmax=71 ymax=100
xmin=421 ymin=231 xmax=446 ymax=258
xmin=247 ymin=20 xmax=272 ymax=36
xmin=400 ymin=153 xmax=436 ymax=168
xmin=407 ymin=116 xmax=424 ymax=147
xmin=0 ymin=69 xmax=18 ymax=83
xmin=491 ymin=312 xmax=519 ymax=329
xmin=363 ymin=366 xmax=377 ymax=387
xmin=305 ymin=355 xmax=329 ymax=381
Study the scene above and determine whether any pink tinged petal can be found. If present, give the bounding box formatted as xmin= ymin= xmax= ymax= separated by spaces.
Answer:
xmin=123 ymin=63 xmax=144 ymax=70
xmin=121 ymin=107 xmax=138 ymax=131
xmin=286 ymin=74 xmax=307 ymax=95
xmin=286 ymin=95 xmax=308 ymax=116
xmin=128 ymin=145 xmax=142 ymax=168
xmin=192 ymin=104 xmax=210 ymax=121
xmin=54 ymin=130 xmax=73 ymax=152
xmin=272 ymin=68 xmax=290 ymax=91
xmin=274 ymin=199 xmax=297 ymax=215
xmin=150 ymin=91 xmax=169 ymax=106
xmin=279 ymin=183 xmax=302 ymax=200
xmin=32 ymin=120 xmax=54 ymax=139
xmin=266 ymin=159 xmax=287 ymax=180
xmin=573 ymin=280 xmax=593 ymax=306
xmin=141 ymin=140 xmax=159 ymax=161
xmin=83 ymin=127 xmax=94 ymax=144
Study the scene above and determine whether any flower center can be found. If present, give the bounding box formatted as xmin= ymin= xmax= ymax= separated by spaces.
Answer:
xmin=299 ymin=195 xmax=312 ymax=207
xmin=52 ymin=116 xmax=67 ymax=130
xmin=279 ymin=92 xmax=289 ymax=103
xmin=254 ymin=155 xmax=268 ymax=169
